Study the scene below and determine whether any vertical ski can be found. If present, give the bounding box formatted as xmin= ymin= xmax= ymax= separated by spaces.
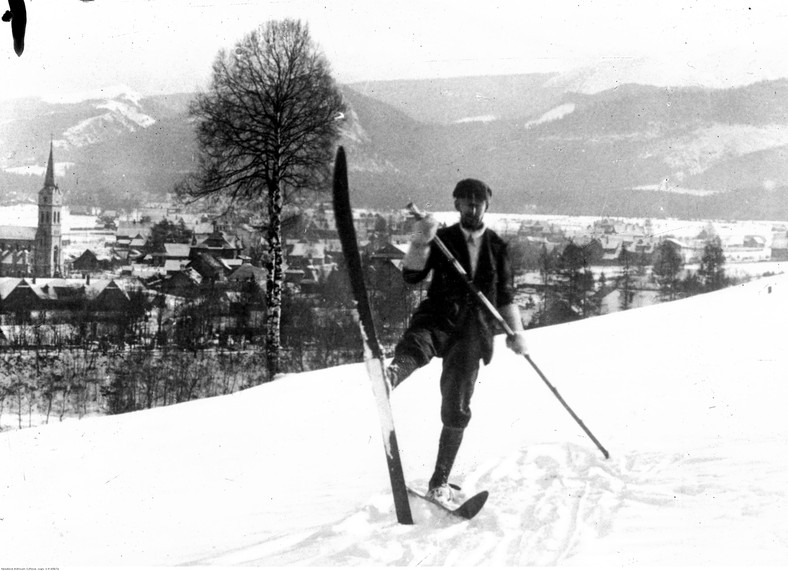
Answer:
xmin=332 ymin=146 xmax=414 ymax=525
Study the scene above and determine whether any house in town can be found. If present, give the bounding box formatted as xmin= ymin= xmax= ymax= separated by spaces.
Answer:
xmin=0 ymin=276 xmax=135 ymax=334
xmin=114 ymin=221 xmax=153 ymax=259
xmin=151 ymin=243 xmax=191 ymax=270
xmin=723 ymin=235 xmax=770 ymax=262
xmin=771 ymin=232 xmax=788 ymax=261
xmin=284 ymin=239 xmax=335 ymax=292
xmin=190 ymin=221 xmax=245 ymax=261
xmin=228 ymin=263 xmax=266 ymax=285
xmin=71 ymin=249 xmax=115 ymax=274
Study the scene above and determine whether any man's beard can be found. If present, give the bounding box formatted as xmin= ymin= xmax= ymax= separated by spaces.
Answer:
xmin=460 ymin=214 xmax=485 ymax=231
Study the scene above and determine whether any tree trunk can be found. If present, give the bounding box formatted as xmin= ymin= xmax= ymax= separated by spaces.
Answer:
xmin=265 ymin=180 xmax=284 ymax=380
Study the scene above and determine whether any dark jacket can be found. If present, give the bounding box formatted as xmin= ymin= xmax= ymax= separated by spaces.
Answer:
xmin=403 ymin=223 xmax=515 ymax=364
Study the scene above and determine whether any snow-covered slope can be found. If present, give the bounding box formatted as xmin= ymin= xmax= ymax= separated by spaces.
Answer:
xmin=524 ymin=103 xmax=576 ymax=129
xmin=2 ymin=275 xmax=788 ymax=566
xmin=60 ymin=92 xmax=156 ymax=148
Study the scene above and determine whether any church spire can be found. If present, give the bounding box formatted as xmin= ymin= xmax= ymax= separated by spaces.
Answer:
xmin=44 ymin=139 xmax=55 ymax=188
xmin=35 ymin=138 xmax=63 ymax=278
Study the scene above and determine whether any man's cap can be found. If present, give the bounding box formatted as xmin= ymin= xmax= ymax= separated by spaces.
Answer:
xmin=452 ymin=178 xmax=492 ymax=201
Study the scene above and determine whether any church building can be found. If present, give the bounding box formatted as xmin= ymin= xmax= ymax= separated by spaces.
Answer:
xmin=0 ymin=142 xmax=63 ymax=277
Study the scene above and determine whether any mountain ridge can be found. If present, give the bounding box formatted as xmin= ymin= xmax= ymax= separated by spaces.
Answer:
xmin=3 ymin=74 xmax=788 ymax=218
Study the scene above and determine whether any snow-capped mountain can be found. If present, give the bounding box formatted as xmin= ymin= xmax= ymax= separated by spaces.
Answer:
xmin=341 ymin=76 xmax=788 ymax=218
xmin=4 ymin=72 xmax=788 ymax=219
xmin=0 ymin=89 xmax=196 ymax=208
xmin=59 ymin=90 xmax=156 ymax=149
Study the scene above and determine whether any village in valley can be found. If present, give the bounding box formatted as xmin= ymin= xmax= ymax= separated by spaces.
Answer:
xmin=0 ymin=142 xmax=786 ymax=360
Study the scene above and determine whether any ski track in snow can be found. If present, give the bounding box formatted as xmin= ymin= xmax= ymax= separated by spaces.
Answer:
xmin=196 ymin=440 xmax=788 ymax=566
xmin=194 ymin=443 xmax=617 ymax=566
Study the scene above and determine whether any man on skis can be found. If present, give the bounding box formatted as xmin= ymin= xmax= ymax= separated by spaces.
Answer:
xmin=387 ymin=178 xmax=529 ymax=504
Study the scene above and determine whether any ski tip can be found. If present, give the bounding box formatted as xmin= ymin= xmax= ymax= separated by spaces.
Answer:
xmin=333 ymin=146 xmax=348 ymax=198
xmin=457 ymin=490 xmax=489 ymax=520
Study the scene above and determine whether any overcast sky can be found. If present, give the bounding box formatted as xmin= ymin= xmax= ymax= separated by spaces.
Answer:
xmin=1 ymin=0 xmax=787 ymax=102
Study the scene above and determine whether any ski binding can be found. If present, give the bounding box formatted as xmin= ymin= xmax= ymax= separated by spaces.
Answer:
xmin=407 ymin=486 xmax=489 ymax=520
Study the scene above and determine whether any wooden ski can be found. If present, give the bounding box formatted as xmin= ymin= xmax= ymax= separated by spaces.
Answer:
xmin=332 ymin=146 xmax=413 ymax=525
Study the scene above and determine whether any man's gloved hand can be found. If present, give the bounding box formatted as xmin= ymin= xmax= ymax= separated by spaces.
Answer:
xmin=506 ymin=331 xmax=529 ymax=355
xmin=411 ymin=214 xmax=438 ymax=245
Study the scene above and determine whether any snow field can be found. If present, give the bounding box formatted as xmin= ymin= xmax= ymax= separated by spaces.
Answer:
xmin=1 ymin=275 xmax=787 ymax=566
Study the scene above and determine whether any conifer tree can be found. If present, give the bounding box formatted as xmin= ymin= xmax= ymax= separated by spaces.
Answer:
xmin=555 ymin=241 xmax=599 ymax=319
xmin=618 ymin=244 xmax=634 ymax=311
xmin=698 ymin=236 xmax=727 ymax=292
xmin=652 ymin=240 xmax=684 ymax=301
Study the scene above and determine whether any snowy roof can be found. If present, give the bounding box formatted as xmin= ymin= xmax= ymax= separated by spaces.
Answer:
xmin=164 ymin=259 xmax=187 ymax=272
xmin=0 ymin=277 xmax=129 ymax=301
xmin=228 ymin=264 xmax=266 ymax=281
xmin=220 ymin=258 xmax=243 ymax=269
xmin=0 ymin=277 xmax=20 ymax=298
xmin=163 ymin=243 xmax=192 ymax=257
xmin=193 ymin=222 xmax=215 ymax=234
xmin=289 ymin=241 xmax=326 ymax=258
xmin=116 ymin=223 xmax=153 ymax=238
xmin=772 ymin=236 xmax=788 ymax=249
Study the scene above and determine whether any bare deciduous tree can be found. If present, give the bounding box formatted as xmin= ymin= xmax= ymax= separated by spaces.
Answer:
xmin=184 ymin=19 xmax=346 ymax=378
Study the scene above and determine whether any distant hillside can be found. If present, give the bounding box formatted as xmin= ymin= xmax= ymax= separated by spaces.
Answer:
xmin=340 ymin=77 xmax=788 ymax=217
xmin=346 ymin=73 xmax=562 ymax=124
xmin=4 ymin=73 xmax=788 ymax=219
xmin=0 ymin=90 xmax=198 ymax=210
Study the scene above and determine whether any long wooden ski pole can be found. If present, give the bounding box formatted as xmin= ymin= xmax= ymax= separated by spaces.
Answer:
xmin=408 ymin=203 xmax=610 ymax=460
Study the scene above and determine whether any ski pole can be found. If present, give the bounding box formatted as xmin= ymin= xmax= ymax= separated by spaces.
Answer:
xmin=407 ymin=203 xmax=610 ymax=460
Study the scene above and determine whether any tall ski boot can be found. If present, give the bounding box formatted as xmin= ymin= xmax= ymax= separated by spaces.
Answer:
xmin=426 ymin=426 xmax=464 ymax=504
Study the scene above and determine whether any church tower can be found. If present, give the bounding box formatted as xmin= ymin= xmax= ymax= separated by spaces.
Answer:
xmin=34 ymin=141 xmax=63 ymax=277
